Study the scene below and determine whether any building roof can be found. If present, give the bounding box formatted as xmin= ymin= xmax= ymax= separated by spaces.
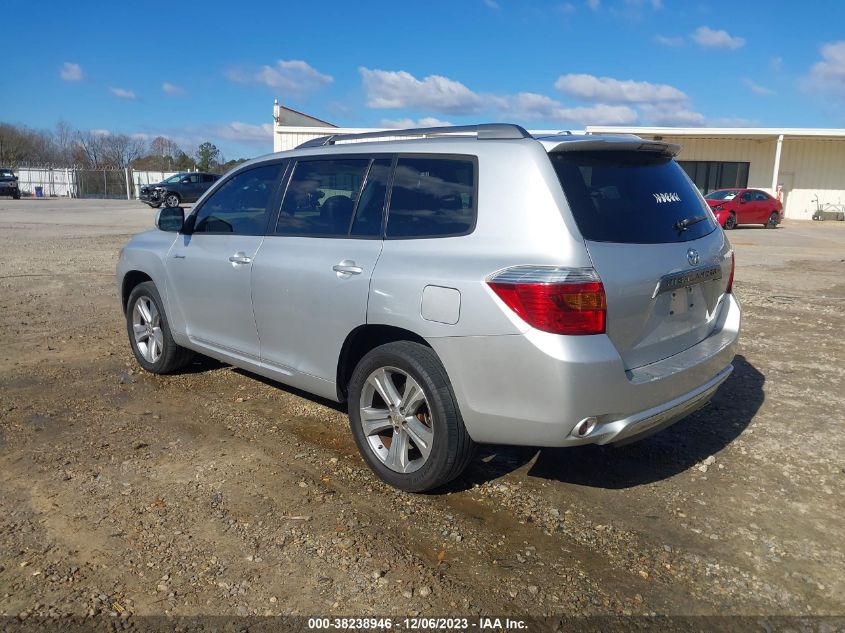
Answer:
xmin=273 ymin=101 xmax=336 ymax=128
xmin=585 ymin=126 xmax=845 ymax=139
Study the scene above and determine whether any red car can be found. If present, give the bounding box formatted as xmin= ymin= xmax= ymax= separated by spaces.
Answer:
xmin=704 ymin=188 xmax=783 ymax=230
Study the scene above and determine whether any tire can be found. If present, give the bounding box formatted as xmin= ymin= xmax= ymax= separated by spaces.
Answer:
xmin=724 ymin=213 xmax=737 ymax=230
xmin=164 ymin=192 xmax=181 ymax=208
xmin=12 ymin=192 xmax=20 ymax=200
xmin=125 ymin=281 xmax=193 ymax=374
xmin=147 ymin=201 xmax=162 ymax=209
xmin=765 ymin=212 xmax=779 ymax=229
xmin=347 ymin=341 xmax=475 ymax=492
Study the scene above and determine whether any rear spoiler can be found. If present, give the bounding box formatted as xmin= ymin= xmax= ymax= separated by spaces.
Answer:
xmin=544 ymin=137 xmax=681 ymax=157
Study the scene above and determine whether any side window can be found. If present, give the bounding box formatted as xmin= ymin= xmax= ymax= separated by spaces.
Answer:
xmin=351 ymin=158 xmax=392 ymax=237
xmin=277 ymin=159 xmax=371 ymax=237
xmin=740 ymin=192 xmax=753 ymax=202
xmin=189 ymin=174 xmax=200 ymax=184
xmin=192 ymin=162 xmax=283 ymax=235
xmin=202 ymin=174 xmax=217 ymax=183
xmin=386 ymin=156 xmax=476 ymax=239
xmin=754 ymin=191 xmax=768 ymax=201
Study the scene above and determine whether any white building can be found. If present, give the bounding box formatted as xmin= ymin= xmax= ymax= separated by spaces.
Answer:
xmin=272 ymin=102 xmax=845 ymax=220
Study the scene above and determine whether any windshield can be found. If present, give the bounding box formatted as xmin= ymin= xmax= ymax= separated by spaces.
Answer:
xmin=163 ymin=174 xmax=184 ymax=184
xmin=550 ymin=150 xmax=717 ymax=244
xmin=704 ymin=190 xmax=739 ymax=200
xmin=0 ymin=170 xmax=14 ymax=178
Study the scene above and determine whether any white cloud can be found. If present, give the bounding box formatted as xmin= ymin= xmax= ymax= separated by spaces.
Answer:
xmin=360 ymin=68 xmax=484 ymax=115
xmin=60 ymin=62 xmax=83 ymax=81
xmin=109 ymin=87 xmax=136 ymax=100
xmin=226 ymin=59 xmax=333 ymax=98
xmin=483 ymin=0 xmax=499 ymax=8
xmin=691 ymin=26 xmax=745 ymax=50
xmin=743 ymin=78 xmax=773 ymax=96
xmin=770 ymin=56 xmax=783 ymax=72
xmin=496 ymin=93 xmax=638 ymax=124
xmin=214 ymin=122 xmax=275 ymax=146
xmin=655 ymin=34 xmax=684 ymax=47
xmin=555 ymin=73 xmax=688 ymax=103
xmin=802 ymin=41 xmax=845 ymax=94
xmin=161 ymin=82 xmax=185 ymax=96
xmin=586 ymin=0 xmax=600 ymax=10
xmin=639 ymin=103 xmax=706 ymax=126
xmin=90 ymin=128 xmax=111 ymax=136
xmin=379 ymin=117 xmax=453 ymax=129
xmin=558 ymin=2 xmax=577 ymax=14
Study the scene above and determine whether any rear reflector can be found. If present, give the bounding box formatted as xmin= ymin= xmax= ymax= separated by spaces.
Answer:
xmin=726 ymin=251 xmax=735 ymax=293
xmin=487 ymin=266 xmax=606 ymax=335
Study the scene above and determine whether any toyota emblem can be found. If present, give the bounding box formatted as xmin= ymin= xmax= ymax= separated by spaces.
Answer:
xmin=687 ymin=248 xmax=700 ymax=266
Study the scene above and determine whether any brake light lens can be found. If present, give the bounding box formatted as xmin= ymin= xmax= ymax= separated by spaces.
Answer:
xmin=487 ymin=267 xmax=606 ymax=335
xmin=726 ymin=251 xmax=735 ymax=293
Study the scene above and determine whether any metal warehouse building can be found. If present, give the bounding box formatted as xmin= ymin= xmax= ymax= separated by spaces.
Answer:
xmin=272 ymin=101 xmax=845 ymax=220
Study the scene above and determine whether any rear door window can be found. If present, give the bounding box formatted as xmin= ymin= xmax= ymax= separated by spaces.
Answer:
xmin=386 ymin=156 xmax=476 ymax=239
xmin=550 ymin=151 xmax=717 ymax=244
xmin=277 ymin=159 xmax=371 ymax=237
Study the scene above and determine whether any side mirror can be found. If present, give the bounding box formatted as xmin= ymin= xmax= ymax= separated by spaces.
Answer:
xmin=155 ymin=206 xmax=185 ymax=232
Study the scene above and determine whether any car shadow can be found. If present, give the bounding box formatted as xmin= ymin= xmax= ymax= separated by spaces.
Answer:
xmin=445 ymin=354 xmax=764 ymax=492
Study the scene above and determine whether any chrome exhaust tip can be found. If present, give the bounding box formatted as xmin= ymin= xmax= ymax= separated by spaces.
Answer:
xmin=573 ymin=416 xmax=598 ymax=438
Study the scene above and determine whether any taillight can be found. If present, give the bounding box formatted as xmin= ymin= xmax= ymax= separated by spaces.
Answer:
xmin=726 ymin=251 xmax=735 ymax=293
xmin=487 ymin=267 xmax=606 ymax=335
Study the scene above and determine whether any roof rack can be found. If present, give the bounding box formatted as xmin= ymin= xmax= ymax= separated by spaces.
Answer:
xmin=296 ymin=123 xmax=531 ymax=149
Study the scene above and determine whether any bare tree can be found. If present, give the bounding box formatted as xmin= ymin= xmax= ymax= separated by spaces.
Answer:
xmin=103 ymin=134 xmax=147 ymax=168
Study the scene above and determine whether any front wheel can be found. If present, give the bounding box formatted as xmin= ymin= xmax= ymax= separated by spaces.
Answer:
xmin=126 ymin=281 xmax=193 ymax=374
xmin=12 ymin=192 xmax=21 ymax=200
xmin=724 ymin=213 xmax=737 ymax=230
xmin=348 ymin=341 xmax=475 ymax=492
xmin=164 ymin=193 xmax=181 ymax=208
xmin=146 ymin=201 xmax=162 ymax=209
xmin=765 ymin=212 xmax=779 ymax=228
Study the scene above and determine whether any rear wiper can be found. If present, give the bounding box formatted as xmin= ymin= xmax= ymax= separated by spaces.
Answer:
xmin=673 ymin=215 xmax=707 ymax=232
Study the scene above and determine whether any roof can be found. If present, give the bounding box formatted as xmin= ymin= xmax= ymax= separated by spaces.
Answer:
xmin=273 ymin=104 xmax=336 ymax=128
xmin=585 ymin=126 xmax=845 ymax=139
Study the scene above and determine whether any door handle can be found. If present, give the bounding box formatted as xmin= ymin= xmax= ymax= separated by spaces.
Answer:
xmin=229 ymin=252 xmax=252 ymax=265
xmin=333 ymin=260 xmax=363 ymax=276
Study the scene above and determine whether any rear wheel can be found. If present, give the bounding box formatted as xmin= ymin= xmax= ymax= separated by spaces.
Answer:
xmin=164 ymin=192 xmax=181 ymax=208
xmin=126 ymin=281 xmax=193 ymax=374
xmin=724 ymin=213 xmax=737 ymax=230
xmin=12 ymin=191 xmax=20 ymax=200
xmin=348 ymin=341 xmax=475 ymax=492
xmin=765 ymin=212 xmax=779 ymax=228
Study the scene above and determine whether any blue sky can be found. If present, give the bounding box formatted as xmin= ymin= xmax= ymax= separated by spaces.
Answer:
xmin=4 ymin=0 xmax=845 ymax=158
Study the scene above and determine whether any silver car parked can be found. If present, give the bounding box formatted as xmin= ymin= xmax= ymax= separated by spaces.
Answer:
xmin=117 ymin=124 xmax=740 ymax=492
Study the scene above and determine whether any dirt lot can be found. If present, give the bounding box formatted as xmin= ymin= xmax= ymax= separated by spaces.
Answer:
xmin=1 ymin=198 xmax=843 ymax=622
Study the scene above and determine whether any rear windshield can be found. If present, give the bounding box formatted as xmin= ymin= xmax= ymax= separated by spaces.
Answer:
xmin=550 ymin=150 xmax=717 ymax=244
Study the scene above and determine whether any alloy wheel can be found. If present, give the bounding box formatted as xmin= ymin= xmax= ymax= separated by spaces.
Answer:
xmin=358 ymin=367 xmax=434 ymax=474
xmin=131 ymin=296 xmax=163 ymax=364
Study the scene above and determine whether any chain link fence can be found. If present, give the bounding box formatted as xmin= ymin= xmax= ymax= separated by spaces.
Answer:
xmin=10 ymin=166 xmax=158 ymax=200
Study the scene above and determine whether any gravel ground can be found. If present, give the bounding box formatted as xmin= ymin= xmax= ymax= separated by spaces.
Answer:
xmin=0 ymin=198 xmax=843 ymax=622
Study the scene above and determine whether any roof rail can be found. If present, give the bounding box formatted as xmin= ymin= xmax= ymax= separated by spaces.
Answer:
xmin=296 ymin=123 xmax=531 ymax=149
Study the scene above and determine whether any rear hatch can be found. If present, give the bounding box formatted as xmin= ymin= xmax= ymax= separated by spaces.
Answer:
xmin=546 ymin=138 xmax=731 ymax=369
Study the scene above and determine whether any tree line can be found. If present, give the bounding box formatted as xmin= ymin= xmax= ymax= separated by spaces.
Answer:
xmin=0 ymin=121 xmax=247 ymax=173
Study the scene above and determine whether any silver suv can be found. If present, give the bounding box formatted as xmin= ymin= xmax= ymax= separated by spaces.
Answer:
xmin=117 ymin=124 xmax=740 ymax=492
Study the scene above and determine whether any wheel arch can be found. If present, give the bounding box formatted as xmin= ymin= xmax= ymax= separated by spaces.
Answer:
xmin=336 ymin=324 xmax=431 ymax=402
xmin=121 ymin=270 xmax=153 ymax=311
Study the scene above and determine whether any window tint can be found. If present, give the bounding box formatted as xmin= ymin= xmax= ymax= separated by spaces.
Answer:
xmin=386 ymin=157 xmax=475 ymax=238
xmin=740 ymin=191 xmax=753 ymax=202
xmin=202 ymin=174 xmax=217 ymax=183
xmin=277 ymin=159 xmax=370 ymax=236
xmin=753 ymin=191 xmax=769 ymax=201
xmin=350 ymin=158 xmax=391 ymax=237
xmin=550 ymin=151 xmax=717 ymax=244
xmin=192 ymin=163 xmax=283 ymax=235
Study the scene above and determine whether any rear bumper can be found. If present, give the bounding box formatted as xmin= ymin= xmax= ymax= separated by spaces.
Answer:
xmin=428 ymin=293 xmax=740 ymax=447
